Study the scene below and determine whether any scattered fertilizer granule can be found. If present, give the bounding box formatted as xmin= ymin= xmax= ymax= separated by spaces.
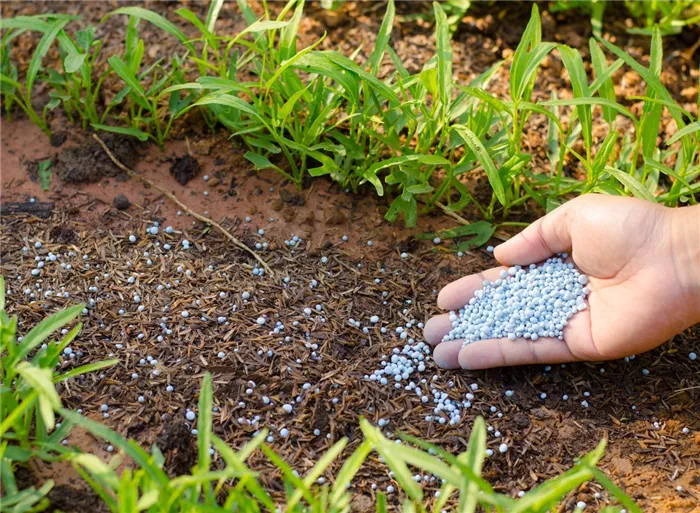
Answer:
xmin=442 ymin=257 xmax=589 ymax=346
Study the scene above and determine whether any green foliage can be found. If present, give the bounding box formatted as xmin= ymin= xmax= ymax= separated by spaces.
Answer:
xmin=1 ymin=1 xmax=698 ymax=230
xmin=551 ymin=1 xmax=700 ymax=36
xmin=37 ymin=159 xmax=52 ymax=191
xmin=0 ymin=276 xmax=117 ymax=506
xmin=64 ymin=372 xmax=639 ymax=512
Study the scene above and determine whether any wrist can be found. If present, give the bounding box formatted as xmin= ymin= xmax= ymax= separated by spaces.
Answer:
xmin=669 ymin=204 xmax=700 ymax=322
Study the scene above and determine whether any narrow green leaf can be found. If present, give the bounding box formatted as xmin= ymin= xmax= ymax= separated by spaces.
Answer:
xmin=558 ymin=45 xmax=592 ymax=153
xmin=197 ymin=373 xmax=213 ymax=473
xmin=605 ymin=166 xmax=656 ymax=201
xmin=205 ymin=0 xmax=224 ymax=33
xmin=91 ymin=124 xmax=149 ymax=141
xmin=452 ymin=124 xmax=506 ymax=206
xmin=589 ymin=39 xmax=616 ymax=125
xmin=107 ymin=7 xmax=193 ymax=51
xmin=433 ymin=1 xmax=452 ymax=114
xmin=280 ymin=0 xmax=303 ymax=62
xmin=13 ymin=304 xmax=84 ymax=364
xmin=27 ymin=19 xmax=69 ymax=97
xmin=367 ymin=0 xmax=394 ymax=74
xmin=665 ymin=121 xmax=700 ymax=146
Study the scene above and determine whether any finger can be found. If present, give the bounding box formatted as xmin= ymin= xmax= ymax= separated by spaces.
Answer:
xmin=457 ymin=337 xmax=579 ymax=370
xmin=494 ymin=202 xmax=574 ymax=266
xmin=423 ymin=314 xmax=453 ymax=345
xmin=437 ymin=267 xmax=508 ymax=310
xmin=432 ymin=340 xmax=465 ymax=369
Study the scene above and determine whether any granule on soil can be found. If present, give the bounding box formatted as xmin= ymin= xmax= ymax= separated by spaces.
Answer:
xmin=0 ymin=209 xmax=698 ymax=511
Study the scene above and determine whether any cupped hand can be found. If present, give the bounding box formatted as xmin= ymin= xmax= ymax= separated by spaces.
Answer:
xmin=424 ymin=195 xmax=700 ymax=369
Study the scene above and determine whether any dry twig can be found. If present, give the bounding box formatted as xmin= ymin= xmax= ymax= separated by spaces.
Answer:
xmin=93 ymin=133 xmax=273 ymax=275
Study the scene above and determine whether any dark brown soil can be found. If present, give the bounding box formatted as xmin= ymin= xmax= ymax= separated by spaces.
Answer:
xmin=54 ymin=134 xmax=139 ymax=184
xmin=156 ymin=423 xmax=199 ymax=477
xmin=47 ymin=484 xmax=104 ymax=513
xmin=169 ymin=154 xmax=200 ymax=186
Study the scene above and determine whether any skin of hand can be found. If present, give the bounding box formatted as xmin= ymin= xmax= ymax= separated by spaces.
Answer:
xmin=424 ymin=195 xmax=700 ymax=370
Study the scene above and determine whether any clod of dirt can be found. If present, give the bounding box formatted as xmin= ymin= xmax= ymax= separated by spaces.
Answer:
xmin=156 ymin=423 xmax=198 ymax=477
xmin=50 ymin=132 xmax=67 ymax=147
xmin=54 ymin=135 xmax=139 ymax=184
xmin=112 ymin=194 xmax=131 ymax=211
xmin=49 ymin=225 xmax=78 ymax=244
xmin=280 ymin=188 xmax=305 ymax=206
xmin=169 ymin=155 xmax=200 ymax=185
xmin=47 ymin=484 xmax=103 ymax=513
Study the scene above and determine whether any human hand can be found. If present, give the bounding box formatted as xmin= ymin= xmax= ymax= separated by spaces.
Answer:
xmin=424 ymin=195 xmax=700 ymax=369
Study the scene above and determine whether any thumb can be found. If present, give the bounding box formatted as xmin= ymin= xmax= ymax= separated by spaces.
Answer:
xmin=495 ymin=201 xmax=575 ymax=265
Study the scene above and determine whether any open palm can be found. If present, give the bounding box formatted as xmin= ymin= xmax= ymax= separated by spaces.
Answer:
xmin=424 ymin=195 xmax=700 ymax=369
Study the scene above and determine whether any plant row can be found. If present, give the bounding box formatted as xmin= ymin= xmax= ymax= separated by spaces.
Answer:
xmin=1 ymin=1 xmax=699 ymax=232
xmin=1 ymin=275 xmax=640 ymax=512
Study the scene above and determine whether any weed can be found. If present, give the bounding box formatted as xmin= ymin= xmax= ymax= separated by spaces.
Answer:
xmin=0 ymin=276 xmax=117 ymax=508
xmin=62 ymin=372 xmax=640 ymax=513
xmin=1 ymin=1 xmax=698 ymax=228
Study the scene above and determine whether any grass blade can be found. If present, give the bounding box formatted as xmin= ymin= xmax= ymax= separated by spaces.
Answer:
xmin=107 ymin=7 xmax=194 ymax=52
xmin=205 ymin=0 xmax=224 ymax=33
xmin=91 ymin=124 xmax=150 ymax=141
xmin=433 ymin=1 xmax=453 ymax=117
xmin=197 ymin=372 xmax=213 ymax=473
xmin=367 ymin=0 xmax=394 ymax=74
xmin=27 ymin=19 xmax=69 ymax=97
xmin=452 ymin=124 xmax=506 ymax=206
xmin=558 ymin=45 xmax=592 ymax=155
xmin=605 ymin=166 xmax=656 ymax=202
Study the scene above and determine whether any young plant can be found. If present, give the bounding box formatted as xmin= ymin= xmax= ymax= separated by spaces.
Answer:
xmin=65 ymin=371 xmax=640 ymax=512
xmin=0 ymin=16 xmax=75 ymax=135
xmin=0 ymin=276 xmax=117 ymax=463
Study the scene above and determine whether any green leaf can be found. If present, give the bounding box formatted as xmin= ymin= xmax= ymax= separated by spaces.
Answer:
xmin=16 ymin=362 xmax=61 ymax=430
xmin=244 ymin=151 xmax=283 ymax=173
xmin=37 ymin=159 xmax=52 ymax=191
xmin=330 ymin=440 xmax=372 ymax=506
xmin=605 ymin=166 xmax=656 ymax=202
xmin=360 ymin=418 xmax=423 ymax=501
xmin=589 ymin=39 xmax=616 ymax=125
xmin=107 ymin=7 xmax=194 ymax=51
xmin=63 ymin=51 xmax=86 ymax=73
xmin=461 ymin=416 xmax=488 ymax=513
xmin=510 ymin=4 xmax=541 ymax=101
xmin=542 ymin=97 xmax=637 ymax=124
xmin=91 ymin=124 xmax=149 ymax=142
xmin=419 ymin=221 xmax=495 ymax=241
xmin=665 ymin=121 xmax=700 ymax=146
xmin=367 ymin=0 xmax=394 ymax=74
xmin=198 ymin=372 xmax=213 ymax=473
xmin=205 ymin=0 xmax=224 ymax=33
xmin=27 ymin=19 xmax=69 ymax=97
xmin=279 ymin=0 xmax=303 ymax=62
xmin=364 ymin=155 xmax=450 ymax=196
xmin=433 ymin=1 xmax=453 ymax=115
xmin=13 ymin=304 xmax=84 ymax=365
xmin=107 ymin=55 xmax=149 ymax=109
xmin=558 ymin=45 xmax=593 ymax=153
xmin=60 ymin=409 xmax=169 ymax=486
xmin=452 ymin=124 xmax=506 ymax=206
xmin=54 ymin=359 xmax=118 ymax=384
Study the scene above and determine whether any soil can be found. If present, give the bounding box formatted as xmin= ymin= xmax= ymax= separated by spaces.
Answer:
xmin=169 ymin=154 xmax=201 ymax=186
xmin=54 ymin=134 xmax=139 ymax=184
xmin=1 ymin=2 xmax=699 ymax=512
